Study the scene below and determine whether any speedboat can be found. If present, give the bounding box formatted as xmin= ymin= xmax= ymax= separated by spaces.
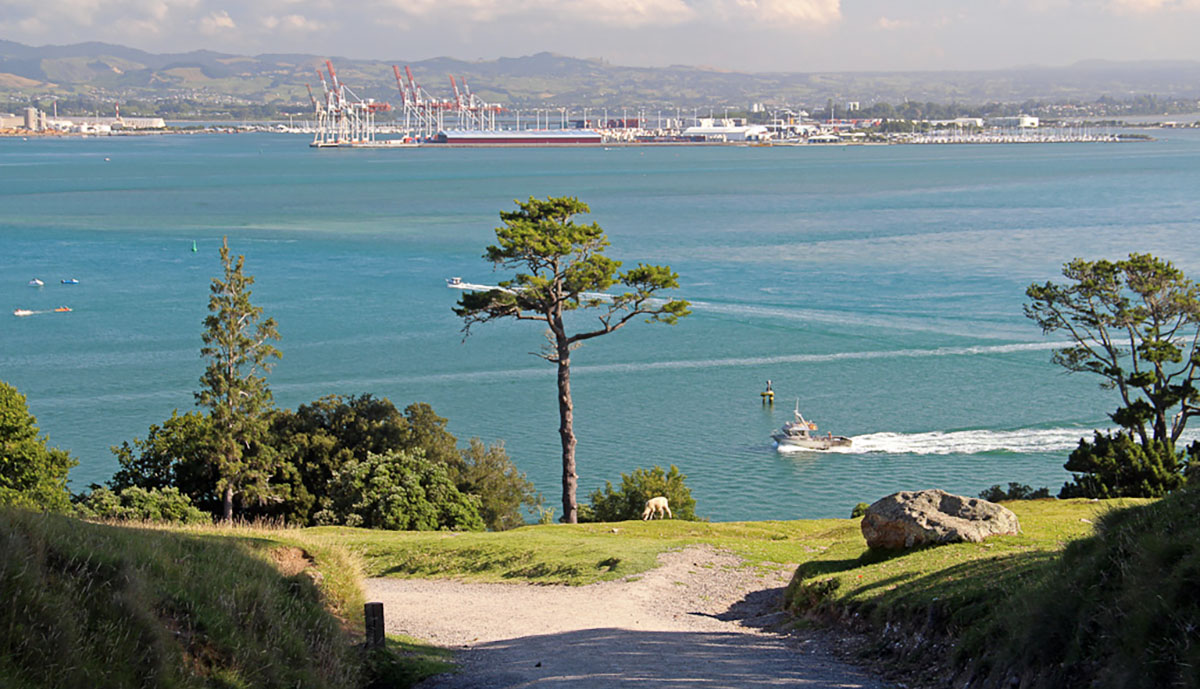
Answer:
xmin=54 ymin=306 xmax=72 ymax=312
xmin=446 ymin=276 xmax=463 ymax=287
xmin=772 ymin=401 xmax=852 ymax=451
xmin=28 ymin=278 xmax=43 ymax=287
xmin=61 ymin=278 xmax=79 ymax=284
xmin=13 ymin=309 xmax=34 ymax=317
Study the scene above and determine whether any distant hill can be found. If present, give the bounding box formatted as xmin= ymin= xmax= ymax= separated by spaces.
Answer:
xmin=3 ymin=39 xmax=1200 ymax=110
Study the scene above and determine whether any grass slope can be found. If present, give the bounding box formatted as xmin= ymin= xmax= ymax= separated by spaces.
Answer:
xmin=0 ymin=509 xmax=362 ymax=689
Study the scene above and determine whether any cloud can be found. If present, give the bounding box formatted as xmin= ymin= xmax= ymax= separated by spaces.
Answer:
xmin=727 ymin=0 xmax=840 ymax=24
xmin=198 ymin=8 xmax=235 ymax=33
xmin=874 ymin=16 xmax=912 ymax=30
xmin=262 ymin=13 xmax=323 ymax=32
xmin=371 ymin=0 xmax=838 ymax=28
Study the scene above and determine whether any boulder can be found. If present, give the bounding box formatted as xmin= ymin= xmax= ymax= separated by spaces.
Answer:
xmin=860 ymin=489 xmax=1020 ymax=550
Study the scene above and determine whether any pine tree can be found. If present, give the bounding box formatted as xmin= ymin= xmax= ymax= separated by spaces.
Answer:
xmin=197 ymin=237 xmax=281 ymax=522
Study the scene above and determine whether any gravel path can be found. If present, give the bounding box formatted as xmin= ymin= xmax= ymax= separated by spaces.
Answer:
xmin=366 ymin=545 xmax=885 ymax=688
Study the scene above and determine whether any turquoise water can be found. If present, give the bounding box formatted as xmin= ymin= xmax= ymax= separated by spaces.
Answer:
xmin=4 ymin=132 xmax=1200 ymax=520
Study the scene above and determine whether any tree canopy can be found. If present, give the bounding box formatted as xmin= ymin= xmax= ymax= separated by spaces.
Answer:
xmin=1026 ymin=253 xmax=1200 ymax=496
xmin=0 ymin=381 xmax=76 ymax=512
xmin=455 ymin=196 xmax=689 ymax=523
xmin=197 ymin=237 xmax=282 ymax=521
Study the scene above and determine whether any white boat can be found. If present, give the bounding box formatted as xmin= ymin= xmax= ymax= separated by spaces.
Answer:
xmin=772 ymin=401 xmax=852 ymax=451
xmin=446 ymin=276 xmax=463 ymax=287
xmin=28 ymin=278 xmax=43 ymax=287
xmin=13 ymin=309 xmax=34 ymax=317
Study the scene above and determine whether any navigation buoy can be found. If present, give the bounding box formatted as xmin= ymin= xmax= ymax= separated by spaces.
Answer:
xmin=761 ymin=379 xmax=775 ymax=405
xmin=191 ymin=240 xmax=198 ymax=252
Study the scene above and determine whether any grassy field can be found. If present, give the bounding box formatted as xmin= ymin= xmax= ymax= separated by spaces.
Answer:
xmin=2 ymin=497 xmax=1158 ymax=689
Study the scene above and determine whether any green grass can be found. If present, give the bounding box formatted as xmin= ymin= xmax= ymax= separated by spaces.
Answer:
xmin=0 ymin=509 xmax=364 ymax=689
xmin=300 ymin=518 xmax=863 ymax=585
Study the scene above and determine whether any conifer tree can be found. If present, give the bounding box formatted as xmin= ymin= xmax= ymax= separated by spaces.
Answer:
xmin=455 ymin=196 xmax=689 ymax=523
xmin=198 ymin=237 xmax=281 ymax=521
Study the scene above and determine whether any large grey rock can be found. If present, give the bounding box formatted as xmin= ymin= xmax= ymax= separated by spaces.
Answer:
xmin=860 ymin=489 xmax=1020 ymax=550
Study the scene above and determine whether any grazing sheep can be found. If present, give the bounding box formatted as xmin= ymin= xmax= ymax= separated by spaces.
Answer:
xmin=642 ymin=496 xmax=672 ymax=520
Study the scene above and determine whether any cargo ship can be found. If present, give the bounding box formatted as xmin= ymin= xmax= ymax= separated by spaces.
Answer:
xmin=434 ymin=129 xmax=603 ymax=145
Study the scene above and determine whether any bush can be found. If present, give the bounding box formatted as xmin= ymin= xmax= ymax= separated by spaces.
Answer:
xmin=1059 ymin=432 xmax=1191 ymax=498
xmin=850 ymin=502 xmax=870 ymax=518
xmin=585 ymin=465 xmax=698 ymax=522
xmin=316 ymin=449 xmax=485 ymax=531
xmin=1 ymin=381 xmax=76 ymax=512
xmin=73 ymin=486 xmax=210 ymax=524
xmin=979 ymin=483 xmax=1051 ymax=502
xmin=449 ymin=439 xmax=539 ymax=531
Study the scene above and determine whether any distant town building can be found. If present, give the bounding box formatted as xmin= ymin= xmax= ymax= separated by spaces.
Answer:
xmin=845 ymin=102 xmax=860 ymax=112
xmin=987 ymin=115 xmax=1039 ymax=128
xmin=929 ymin=118 xmax=985 ymax=127
xmin=682 ymin=118 xmax=771 ymax=142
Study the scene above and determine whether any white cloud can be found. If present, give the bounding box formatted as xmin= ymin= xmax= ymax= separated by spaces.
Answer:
xmin=728 ymin=0 xmax=840 ymax=24
xmin=262 ymin=12 xmax=323 ymax=31
xmin=198 ymin=8 xmax=235 ymax=33
xmin=874 ymin=16 xmax=912 ymax=30
xmin=370 ymin=0 xmax=837 ymax=28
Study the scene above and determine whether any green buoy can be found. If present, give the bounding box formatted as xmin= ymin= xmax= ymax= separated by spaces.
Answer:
xmin=191 ymin=240 xmax=197 ymax=252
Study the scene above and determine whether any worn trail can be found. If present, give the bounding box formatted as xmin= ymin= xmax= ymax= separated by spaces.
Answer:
xmin=366 ymin=545 xmax=883 ymax=688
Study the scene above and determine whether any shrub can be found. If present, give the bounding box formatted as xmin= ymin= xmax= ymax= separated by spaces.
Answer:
xmin=0 ymin=381 xmax=76 ymax=512
xmin=449 ymin=439 xmax=539 ymax=531
xmin=850 ymin=502 xmax=870 ymax=518
xmin=979 ymin=483 xmax=1051 ymax=502
xmin=1059 ymin=431 xmax=1192 ymax=498
xmin=316 ymin=449 xmax=485 ymax=531
xmin=73 ymin=486 xmax=210 ymax=524
xmin=585 ymin=465 xmax=698 ymax=522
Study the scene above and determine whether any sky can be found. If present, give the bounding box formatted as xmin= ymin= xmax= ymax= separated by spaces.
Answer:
xmin=2 ymin=0 xmax=1200 ymax=72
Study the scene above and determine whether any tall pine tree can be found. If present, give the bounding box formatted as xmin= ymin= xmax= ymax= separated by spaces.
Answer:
xmin=198 ymin=237 xmax=281 ymax=521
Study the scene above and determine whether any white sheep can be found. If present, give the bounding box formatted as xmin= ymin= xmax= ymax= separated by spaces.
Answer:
xmin=642 ymin=496 xmax=672 ymax=520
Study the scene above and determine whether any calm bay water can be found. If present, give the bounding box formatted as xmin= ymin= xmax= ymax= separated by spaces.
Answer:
xmin=3 ymin=132 xmax=1200 ymax=520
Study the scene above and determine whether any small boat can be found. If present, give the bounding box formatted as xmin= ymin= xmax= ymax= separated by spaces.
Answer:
xmin=446 ymin=276 xmax=463 ymax=287
xmin=61 ymin=278 xmax=79 ymax=284
xmin=54 ymin=306 xmax=72 ymax=312
xmin=28 ymin=278 xmax=44 ymax=287
xmin=13 ymin=309 xmax=34 ymax=317
xmin=772 ymin=401 xmax=852 ymax=451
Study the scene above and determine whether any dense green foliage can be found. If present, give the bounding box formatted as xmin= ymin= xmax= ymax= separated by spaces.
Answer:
xmin=1059 ymin=431 xmax=1194 ymax=498
xmin=110 ymin=410 xmax=220 ymax=512
xmin=584 ymin=465 xmax=698 ymax=522
xmin=112 ymin=395 xmax=533 ymax=530
xmin=1026 ymin=254 xmax=1200 ymax=497
xmin=73 ymin=486 xmax=209 ymax=524
xmin=451 ymin=438 xmax=538 ymax=531
xmin=455 ymin=196 xmax=689 ymax=523
xmin=316 ymin=449 xmax=484 ymax=531
xmin=198 ymin=237 xmax=282 ymax=521
xmin=0 ymin=381 xmax=76 ymax=512
xmin=960 ymin=488 xmax=1200 ymax=688
xmin=979 ymin=482 xmax=1052 ymax=501
xmin=0 ymin=508 xmax=360 ymax=689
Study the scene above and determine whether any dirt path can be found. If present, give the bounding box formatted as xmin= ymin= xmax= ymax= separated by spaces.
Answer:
xmin=366 ymin=545 xmax=884 ymax=688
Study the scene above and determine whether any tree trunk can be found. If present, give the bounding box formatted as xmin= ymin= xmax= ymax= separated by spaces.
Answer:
xmin=556 ymin=346 xmax=577 ymax=524
xmin=222 ymin=483 xmax=234 ymax=523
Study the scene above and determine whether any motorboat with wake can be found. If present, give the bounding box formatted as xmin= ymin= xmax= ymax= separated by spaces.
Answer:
xmin=772 ymin=401 xmax=852 ymax=451
xmin=13 ymin=309 xmax=34 ymax=317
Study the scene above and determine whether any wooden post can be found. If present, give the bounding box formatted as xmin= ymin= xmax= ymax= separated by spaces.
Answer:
xmin=364 ymin=602 xmax=385 ymax=649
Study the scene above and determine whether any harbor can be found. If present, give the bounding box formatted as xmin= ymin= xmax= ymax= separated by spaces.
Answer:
xmin=299 ymin=60 xmax=1137 ymax=149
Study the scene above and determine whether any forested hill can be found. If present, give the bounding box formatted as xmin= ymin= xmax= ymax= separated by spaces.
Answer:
xmin=3 ymin=38 xmax=1200 ymax=110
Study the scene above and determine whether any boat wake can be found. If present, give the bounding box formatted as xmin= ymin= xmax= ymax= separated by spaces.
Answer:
xmin=806 ymin=427 xmax=1200 ymax=455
